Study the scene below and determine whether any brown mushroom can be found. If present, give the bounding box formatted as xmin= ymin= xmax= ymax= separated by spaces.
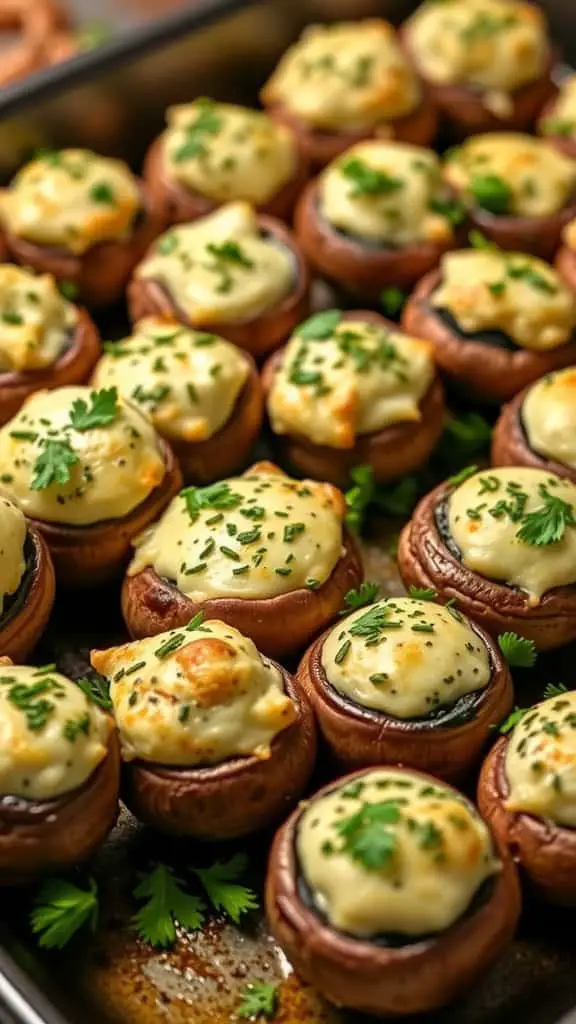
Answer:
xmin=120 ymin=665 xmax=316 ymax=839
xmin=266 ymin=767 xmax=521 ymax=1016
xmin=296 ymin=617 xmax=513 ymax=780
xmin=0 ymin=525 xmax=55 ymax=663
xmin=0 ymin=0 xmax=66 ymax=86
xmin=0 ymin=730 xmax=120 ymax=885
xmin=402 ymin=269 xmax=576 ymax=403
xmin=294 ymin=178 xmax=456 ymax=301
xmin=556 ymin=240 xmax=576 ymax=293
xmin=461 ymin=203 xmax=575 ymax=264
xmin=478 ymin=737 xmax=576 ymax=907
xmin=128 ymin=215 xmax=310 ymax=361
xmin=492 ymin=379 xmax=576 ymax=484
xmin=538 ymin=91 xmax=576 ymax=162
xmin=262 ymin=310 xmax=445 ymax=487
xmin=0 ymin=306 xmax=101 ymax=426
xmin=397 ymin=479 xmax=576 ymax=651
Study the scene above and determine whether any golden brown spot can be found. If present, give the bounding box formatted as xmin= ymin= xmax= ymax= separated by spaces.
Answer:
xmin=175 ymin=638 xmax=241 ymax=708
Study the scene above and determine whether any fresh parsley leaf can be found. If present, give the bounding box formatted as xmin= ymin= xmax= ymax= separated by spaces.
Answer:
xmin=341 ymin=157 xmax=403 ymax=197
xmin=182 ymin=481 xmax=243 ymax=522
xmin=76 ymin=672 xmax=112 ymax=710
xmin=192 ymin=854 xmax=258 ymax=924
xmin=374 ymin=475 xmax=420 ymax=517
xmin=469 ymin=230 xmax=500 ymax=252
xmin=58 ymin=280 xmax=79 ymax=300
xmin=297 ymin=309 xmax=342 ymax=341
xmin=499 ymin=707 xmax=528 ymax=734
xmin=89 ymin=181 xmax=116 ymax=205
xmin=442 ymin=413 xmax=492 ymax=458
xmin=469 ymin=174 xmax=512 ymax=215
xmin=543 ymin=682 xmax=568 ymax=699
xmin=497 ymin=632 xmax=537 ymax=668
xmin=448 ymin=465 xmax=478 ymax=488
xmin=344 ymin=464 xmax=375 ymax=532
xmin=407 ymin=586 xmax=437 ymax=601
xmin=30 ymin=876 xmax=98 ymax=949
xmin=429 ymin=195 xmax=466 ymax=226
xmin=237 ymin=982 xmax=278 ymax=1020
xmin=69 ymin=387 xmax=119 ymax=432
xmin=343 ymin=581 xmax=381 ymax=612
xmin=132 ymin=864 xmax=205 ymax=948
xmin=31 ymin=439 xmax=79 ymax=491
xmin=334 ymin=800 xmax=401 ymax=870
xmin=379 ymin=287 xmax=407 ymax=318
xmin=515 ymin=485 xmax=576 ymax=546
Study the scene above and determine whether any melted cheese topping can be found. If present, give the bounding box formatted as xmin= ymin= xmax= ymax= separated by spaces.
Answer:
xmin=320 ymin=141 xmax=455 ymax=246
xmin=297 ymin=769 xmax=499 ymax=937
xmin=0 ymin=497 xmax=26 ymax=617
xmin=163 ymin=99 xmax=297 ymax=205
xmin=561 ymin=216 xmax=576 ymax=252
xmin=448 ymin=467 xmax=576 ymax=601
xmin=92 ymin=619 xmax=296 ymax=766
xmin=260 ymin=19 xmax=421 ymax=131
xmin=128 ymin=462 xmax=345 ymax=601
xmin=322 ymin=598 xmax=491 ymax=718
xmin=0 ymin=266 xmax=78 ymax=373
xmin=540 ymin=76 xmax=576 ymax=139
xmin=406 ymin=0 xmax=549 ymax=118
xmin=267 ymin=317 xmax=434 ymax=449
xmin=0 ymin=149 xmax=141 ymax=255
xmin=505 ymin=691 xmax=576 ymax=827
xmin=92 ymin=318 xmax=249 ymax=444
xmin=0 ymin=666 xmax=111 ymax=800
xmin=522 ymin=369 xmax=576 ymax=469
xmin=135 ymin=202 xmax=294 ymax=324
xmin=444 ymin=134 xmax=576 ymax=218
xmin=432 ymin=249 xmax=576 ymax=350
xmin=0 ymin=386 xmax=166 ymax=527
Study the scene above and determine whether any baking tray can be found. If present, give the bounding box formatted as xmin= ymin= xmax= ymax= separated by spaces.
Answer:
xmin=0 ymin=1 xmax=575 ymax=1023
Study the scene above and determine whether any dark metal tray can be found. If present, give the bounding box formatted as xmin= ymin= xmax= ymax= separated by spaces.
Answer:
xmin=0 ymin=2 xmax=575 ymax=1023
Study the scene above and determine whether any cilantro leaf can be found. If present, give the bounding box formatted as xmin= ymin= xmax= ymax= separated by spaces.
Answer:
xmin=192 ymin=854 xmax=258 ymax=924
xmin=343 ymin=581 xmax=381 ymax=612
xmin=76 ymin=672 xmax=112 ymax=710
xmin=30 ymin=876 xmax=98 ymax=949
xmin=407 ymin=586 xmax=437 ymax=601
xmin=30 ymin=439 xmax=79 ymax=491
xmin=132 ymin=864 xmax=205 ymax=948
xmin=297 ymin=309 xmax=342 ymax=341
xmin=515 ymin=485 xmax=576 ymax=546
xmin=237 ymin=982 xmax=278 ymax=1020
xmin=543 ymin=682 xmax=568 ymax=699
xmin=69 ymin=387 xmax=119 ymax=431
xmin=497 ymin=632 xmax=537 ymax=668
xmin=499 ymin=707 xmax=528 ymax=734
xmin=344 ymin=464 xmax=375 ymax=532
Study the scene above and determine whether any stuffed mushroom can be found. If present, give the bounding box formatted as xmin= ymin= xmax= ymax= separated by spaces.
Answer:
xmin=0 ymin=495 xmax=54 ymax=661
xmin=0 ymin=385 xmax=182 ymax=586
xmin=262 ymin=309 xmax=445 ymax=487
xmin=91 ymin=619 xmax=316 ymax=838
xmin=121 ymin=461 xmax=363 ymax=660
xmin=398 ymin=466 xmax=576 ymax=651
xmin=266 ymin=766 xmax=520 ymax=1016
xmin=538 ymin=75 xmax=576 ymax=160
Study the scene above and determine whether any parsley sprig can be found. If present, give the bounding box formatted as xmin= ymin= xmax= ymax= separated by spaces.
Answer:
xmin=132 ymin=864 xmax=205 ymax=948
xmin=192 ymin=853 xmax=258 ymax=924
xmin=334 ymin=800 xmax=402 ymax=870
xmin=343 ymin=581 xmax=381 ymax=612
xmin=515 ymin=484 xmax=576 ymax=546
xmin=497 ymin=632 xmax=537 ymax=668
xmin=70 ymin=387 xmax=119 ymax=431
xmin=237 ymin=982 xmax=278 ymax=1020
xmin=182 ymin=481 xmax=243 ymax=522
xmin=76 ymin=672 xmax=112 ymax=710
xmin=30 ymin=876 xmax=99 ymax=949
xmin=31 ymin=439 xmax=79 ymax=491
xmin=543 ymin=682 xmax=568 ymax=699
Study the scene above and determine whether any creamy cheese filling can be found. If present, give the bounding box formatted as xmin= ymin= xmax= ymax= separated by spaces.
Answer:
xmin=448 ymin=467 xmax=576 ymax=601
xmin=444 ymin=134 xmax=576 ymax=218
xmin=297 ymin=769 xmax=500 ymax=937
xmin=92 ymin=318 xmax=249 ymax=444
xmin=320 ymin=141 xmax=456 ymax=246
xmin=128 ymin=462 xmax=345 ymax=601
xmin=163 ymin=99 xmax=298 ymax=205
xmin=0 ymin=149 xmax=141 ymax=255
xmin=505 ymin=691 xmax=576 ymax=827
xmin=92 ymin=619 xmax=296 ymax=766
xmin=261 ymin=19 xmax=421 ymax=131
xmin=0 ymin=266 xmax=78 ymax=373
xmin=561 ymin=216 xmax=576 ymax=252
xmin=0 ymin=385 xmax=166 ymax=527
xmin=522 ymin=369 xmax=576 ymax=469
xmin=540 ymin=76 xmax=576 ymax=139
xmin=0 ymin=665 xmax=111 ymax=800
xmin=135 ymin=202 xmax=295 ymax=324
xmin=432 ymin=249 xmax=576 ymax=350
xmin=0 ymin=498 xmax=26 ymax=617
xmin=267 ymin=315 xmax=434 ymax=449
xmin=406 ymin=0 xmax=549 ymax=118
xmin=322 ymin=598 xmax=491 ymax=718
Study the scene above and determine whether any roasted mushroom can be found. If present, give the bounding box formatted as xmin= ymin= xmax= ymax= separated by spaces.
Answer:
xmin=402 ymin=244 xmax=576 ymax=403
xmin=478 ymin=690 xmax=576 ymax=906
xmin=538 ymin=76 xmax=576 ymax=160
xmin=402 ymin=0 xmax=554 ymax=137
xmin=91 ymin=619 xmax=316 ymax=839
xmin=262 ymin=308 xmax=445 ymax=487
xmin=0 ymin=264 xmax=101 ymax=425
xmin=0 ymin=496 xmax=54 ymax=662
xmin=294 ymin=140 xmax=461 ymax=300
xmin=0 ymin=663 xmax=120 ymax=885
xmin=442 ymin=134 xmax=576 ymax=261
xmin=121 ymin=461 xmax=363 ymax=661
xmin=0 ymin=148 xmax=161 ymax=307
xmin=266 ymin=766 xmax=521 ymax=1016
xmin=398 ymin=466 xmax=576 ymax=651
xmin=143 ymin=98 xmax=308 ymax=226
xmin=260 ymin=19 xmax=437 ymax=169
xmin=296 ymin=596 xmax=513 ymax=779
xmin=492 ymin=367 xmax=576 ymax=483
xmin=0 ymin=0 xmax=66 ymax=86
xmin=128 ymin=202 xmax=310 ymax=360
xmin=92 ymin=317 xmax=263 ymax=483
xmin=0 ymin=385 xmax=182 ymax=587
